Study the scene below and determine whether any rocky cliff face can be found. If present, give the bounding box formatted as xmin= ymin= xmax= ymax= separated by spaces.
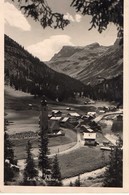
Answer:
xmin=47 ymin=43 xmax=110 ymax=80
xmin=47 ymin=41 xmax=123 ymax=86
xmin=47 ymin=40 xmax=123 ymax=103
xmin=77 ymin=42 xmax=123 ymax=86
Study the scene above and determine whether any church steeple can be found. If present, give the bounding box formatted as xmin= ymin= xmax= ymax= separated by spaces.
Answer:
xmin=40 ymin=95 xmax=48 ymax=131
xmin=41 ymin=95 xmax=47 ymax=106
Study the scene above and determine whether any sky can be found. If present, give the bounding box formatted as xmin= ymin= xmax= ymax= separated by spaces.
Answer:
xmin=4 ymin=0 xmax=118 ymax=61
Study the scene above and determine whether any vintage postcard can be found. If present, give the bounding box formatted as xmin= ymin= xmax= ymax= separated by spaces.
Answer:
xmin=0 ymin=0 xmax=129 ymax=193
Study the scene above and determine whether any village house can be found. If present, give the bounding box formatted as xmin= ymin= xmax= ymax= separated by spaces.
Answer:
xmin=80 ymin=125 xmax=94 ymax=133
xmin=50 ymin=116 xmax=62 ymax=121
xmin=97 ymin=106 xmax=108 ymax=114
xmin=83 ymin=132 xmax=97 ymax=146
xmin=67 ymin=112 xmax=80 ymax=124
xmin=81 ymin=115 xmax=89 ymax=120
xmin=87 ymin=112 xmax=96 ymax=118
xmin=100 ymin=146 xmax=112 ymax=151
xmin=48 ymin=117 xmax=62 ymax=133
xmin=48 ymin=114 xmax=52 ymax=119
xmin=52 ymin=110 xmax=62 ymax=117
xmin=97 ymin=110 xmax=105 ymax=114
xmin=48 ymin=121 xmax=62 ymax=136
xmin=60 ymin=117 xmax=69 ymax=127
xmin=109 ymin=106 xmax=117 ymax=112
xmin=81 ymin=114 xmax=93 ymax=122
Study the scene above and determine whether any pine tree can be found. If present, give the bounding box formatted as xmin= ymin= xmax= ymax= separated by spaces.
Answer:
xmin=38 ymin=129 xmax=50 ymax=179
xmin=4 ymin=162 xmax=15 ymax=184
xmin=23 ymin=140 xmax=38 ymax=185
xmin=4 ymin=132 xmax=15 ymax=164
xmin=51 ymin=155 xmax=62 ymax=186
xmin=74 ymin=175 xmax=81 ymax=187
xmin=4 ymin=120 xmax=16 ymax=183
xmin=103 ymin=138 xmax=123 ymax=187
xmin=12 ymin=0 xmax=123 ymax=44
xmin=69 ymin=181 xmax=73 ymax=186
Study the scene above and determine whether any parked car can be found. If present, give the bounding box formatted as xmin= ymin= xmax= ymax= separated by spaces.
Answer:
xmin=90 ymin=100 xmax=95 ymax=104
xmin=66 ymin=107 xmax=72 ymax=111
xmin=84 ymin=100 xmax=95 ymax=104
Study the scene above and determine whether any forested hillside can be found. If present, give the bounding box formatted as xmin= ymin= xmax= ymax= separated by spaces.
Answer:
xmin=4 ymin=35 xmax=123 ymax=103
xmin=4 ymin=35 xmax=85 ymax=101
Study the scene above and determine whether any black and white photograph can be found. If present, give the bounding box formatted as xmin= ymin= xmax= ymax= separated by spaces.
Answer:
xmin=1 ymin=0 xmax=129 ymax=192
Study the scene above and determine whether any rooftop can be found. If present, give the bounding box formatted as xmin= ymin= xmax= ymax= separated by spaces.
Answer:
xmin=87 ymin=112 xmax=96 ymax=115
xmin=83 ymin=132 xmax=96 ymax=140
xmin=61 ymin=117 xmax=69 ymax=122
xmin=68 ymin=112 xmax=80 ymax=117
xmin=52 ymin=110 xmax=62 ymax=113
xmin=50 ymin=117 xmax=62 ymax=121
xmin=81 ymin=125 xmax=94 ymax=132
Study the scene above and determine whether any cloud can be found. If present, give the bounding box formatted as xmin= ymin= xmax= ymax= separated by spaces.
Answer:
xmin=63 ymin=13 xmax=75 ymax=22
xmin=4 ymin=2 xmax=31 ymax=31
xmin=75 ymin=14 xmax=82 ymax=23
xmin=26 ymin=35 xmax=74 ymax=61
xmin=63 ymin=13 xmax=82 ymax=23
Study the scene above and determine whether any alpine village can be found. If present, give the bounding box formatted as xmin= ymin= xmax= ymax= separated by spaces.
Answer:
xmin=4 ymin=1 xmax=123 ymax=188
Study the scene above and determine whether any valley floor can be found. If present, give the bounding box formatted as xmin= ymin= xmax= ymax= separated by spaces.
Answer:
xmin=4 ymin=86 xmax=122 ymax=185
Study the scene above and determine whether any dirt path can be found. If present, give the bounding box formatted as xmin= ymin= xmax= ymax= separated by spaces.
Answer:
xmin=100 ymin=119 xmax=118 ymax=145
xmin=62 ymin=167 xmax=106 ymax=186
xmin=104 ymin=134 xmax=118 ymax=145
xmin=17 ymin=160 xmax=106 ymax=187
xmin=17 ymin=129 xmax=84 ymax=170
xmin=93 ymin=111 xmax=123 ymax=123
xmin=32 ymin=141 xmax=77 ymax=158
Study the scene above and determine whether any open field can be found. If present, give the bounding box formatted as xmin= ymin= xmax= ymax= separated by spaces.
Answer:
xmin=5 ymin=109 xmax=39 ymax=134
xmin=5 ymin=85 xmax=113 ymax=115
xmin=5 ymin=85 xmax=115 ymax=135
xmin=58 ymin=146 xmax=110 ymax=179
xmin=63 ymin=166 xmax=106 ymax=186
xmin=5 ymin=85 xmax=40 ymax=111
xmin=17 ymin=144 xmax=110 ymax=179
xmin=5 ymin=86 xmax=116 ymax=179
xmin=12 ymin=127 xmax=77 ymax=160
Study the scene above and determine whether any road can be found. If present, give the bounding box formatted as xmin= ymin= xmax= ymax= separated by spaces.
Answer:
xmin=48 ymin=128 xmax=84 ymax=157
xmin=104 ymin=134 xmax=118 ymax=145
xmin=93 ymin=111 xmax=123 ymax=123
xmin=17 ymin=127 xmax=84 ymax=170
xmin=62 ymin=167 xmax=106 ymax=186
xmin=17 ymin=111 xmax=122 ymax=170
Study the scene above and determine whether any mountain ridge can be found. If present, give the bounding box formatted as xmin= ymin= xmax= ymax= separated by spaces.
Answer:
xmin=47 ymin=43 xmax=111 ymax=80
xmin=47 ymin=40 xmax=122 ymax=86
xmin=5 ymin=35 xmax=123 ymax=103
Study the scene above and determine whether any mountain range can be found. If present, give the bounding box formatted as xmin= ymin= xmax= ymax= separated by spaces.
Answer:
xmin=4 ymin=35 xmax=123 ymax=103
xmin=47 ymin=41 xmax=123 ymax=86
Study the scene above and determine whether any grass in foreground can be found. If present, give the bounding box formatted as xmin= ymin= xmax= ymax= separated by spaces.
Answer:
xmin=58 ymin=146 xmax=110 ymax=179
xmin=12 ymin=128 xmax=76 ymax=160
